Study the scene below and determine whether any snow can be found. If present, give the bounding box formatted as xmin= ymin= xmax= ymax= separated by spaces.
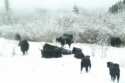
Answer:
xmin=0 ymin=37 xmax=125 ymax=83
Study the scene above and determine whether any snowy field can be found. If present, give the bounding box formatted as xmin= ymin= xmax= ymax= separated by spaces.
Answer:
xmin=0 ymin=37 xmax=125 ymax=83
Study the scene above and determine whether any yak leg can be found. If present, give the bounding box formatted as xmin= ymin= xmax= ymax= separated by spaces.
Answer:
xmin=85 ymin=67 xmax=89 ymax=72
xmin=117 ymin=73 xmax=120 ymax=83
xmin=81 ymin=62 xmax=83 ymax=72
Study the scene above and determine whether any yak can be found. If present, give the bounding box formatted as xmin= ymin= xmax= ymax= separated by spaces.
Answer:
xmin=110 ymin=37 xmax=122 ymax=47
xmin=18 ymin=40 xmax=29 ymax=55
xmin=56 ymin=33 xmax=73 ymax=47
xmin=61 ymin=48 xmax=72 ymax=55
xmin=81 ymin=56 xmax=91 ymax=72
xmin=41 ymin=43 xmax=62 ymax=58
xmin=72 ymin=47 xmax=84 ymax=59
xmin=107 ymin=62 xmax=120 ymax=83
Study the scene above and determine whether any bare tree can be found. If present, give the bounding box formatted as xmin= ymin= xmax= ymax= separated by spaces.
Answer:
xmin=4 ymin=0 xmax=12 ymax=24
xmin=5 ymin=0 xmax=10 ymax=12
xmin=123 ymin=0 xmax=125 ymax=4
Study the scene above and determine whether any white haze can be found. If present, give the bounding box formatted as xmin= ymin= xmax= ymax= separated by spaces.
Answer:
xmin=0 ymin=0 xmax=121 ymax=13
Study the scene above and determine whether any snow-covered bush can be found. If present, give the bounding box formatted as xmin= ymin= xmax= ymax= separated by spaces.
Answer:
xmin=0 ymin=9 xmax=125 ymax=46
xmin=78 ymin=29 xmax=98 ymax=43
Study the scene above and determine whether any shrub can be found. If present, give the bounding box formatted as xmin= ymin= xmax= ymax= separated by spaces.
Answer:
xmin=15 ymin=33 xmax=21 ymax=40
xmin=78 ymin=29 xmax=99 ymax=44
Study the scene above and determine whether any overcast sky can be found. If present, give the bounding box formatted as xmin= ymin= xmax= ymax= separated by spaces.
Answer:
xmin=0 ymin=0 xmax=120 ymax=12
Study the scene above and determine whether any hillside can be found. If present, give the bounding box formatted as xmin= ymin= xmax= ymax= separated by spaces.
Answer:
xmin=109 ymin=0 xmax=125 ymax=13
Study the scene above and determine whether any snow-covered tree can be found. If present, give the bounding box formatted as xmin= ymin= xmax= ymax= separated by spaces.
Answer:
xmin=72 ymin=5 xmax=79 ymax=14
xmin=123 ymin=0 xmax=125 ymax=4
xmin=5 ymin=0 xmax=10 ymax=12
xmin=4 ymin=0 xmax=13 ymax=25
xmin=109 ymin=4 xmax=119 ymax=13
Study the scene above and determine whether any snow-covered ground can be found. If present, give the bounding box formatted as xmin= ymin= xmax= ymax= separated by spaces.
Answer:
xmin=0 ymin=37 xmax=125 ymax=83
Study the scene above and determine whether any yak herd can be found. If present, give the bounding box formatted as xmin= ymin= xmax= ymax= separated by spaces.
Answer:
xmin=16 ymin=33 xmax=121 ymax=83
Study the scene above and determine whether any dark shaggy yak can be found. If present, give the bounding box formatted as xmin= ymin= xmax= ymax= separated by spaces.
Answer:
xmin=72 ymin=47 xmax=84 ymax=59
xmin=107 ymin=62 xmax=120 ymax=83
xmin=81 ymin=56 xmax=91 ymax=72
xmin=110 ymin=37 xmax=122 ymax=47
xmin=56 ymin=33 xmax=73 ymax=47
xmin=41 ymin=43 xmax=62 ymax=58
xmin=18 ymin=40 xmax=29 ymax=55
xmin=61 ymin=48 xmax=72 ymax=55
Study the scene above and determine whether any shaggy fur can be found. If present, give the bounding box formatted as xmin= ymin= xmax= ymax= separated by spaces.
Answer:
xmin=81 ymin=56 xmax=91 ymax=72
xmin=41 ymin=43 xmax=62 ymax=58
xmin=18 ymin=40 xmax=29 ymax=55
xmin=110 ymin=37 xmax=122 ymax=47
xmin=72 ymin=47 xmax=84 ymax=59
xmin=107 ymin=62 xmax=120 ymax=83
xmin=56 ymin=33 xmax=73 ymax=47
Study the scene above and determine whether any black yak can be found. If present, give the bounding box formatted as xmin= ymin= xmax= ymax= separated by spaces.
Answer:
xmin=61 ymin=48 xmax=72 ymax=55
xmin=72 ymin=47 xmax=84 ymax=59
xmin=41 ymin=43 xmax=62 ymax=58
xmin=18 ymin=40 xmax=29 ymax=55
xmin=110 ymin=37 xmax=122 ymax=47
xmin=107 ymin=62 xmax=120 ymax=83
xmin=81 ymin=56 xmax=91 ymax=72
xmin=56 ymin=33 xmax=73 ymax=47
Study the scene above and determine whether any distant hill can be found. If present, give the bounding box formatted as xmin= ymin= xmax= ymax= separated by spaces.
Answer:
xmin=109 ymin=0 xmax=125 ymax=13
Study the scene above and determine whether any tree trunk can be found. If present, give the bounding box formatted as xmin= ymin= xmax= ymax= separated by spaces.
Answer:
xmin=5 ymin=0 xmax=10 ymax=12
